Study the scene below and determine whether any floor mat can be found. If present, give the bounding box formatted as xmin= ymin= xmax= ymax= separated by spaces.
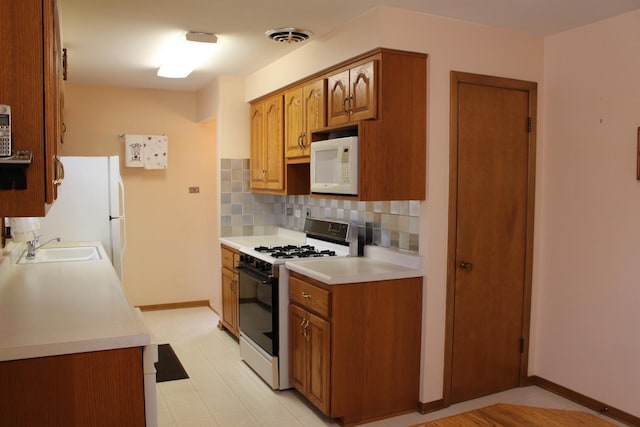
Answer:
xmin=155 ymin=344 xmax=189 ymax=383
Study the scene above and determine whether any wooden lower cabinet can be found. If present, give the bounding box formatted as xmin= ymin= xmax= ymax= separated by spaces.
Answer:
xmin=0 ymin=347 xmax=145 ymax=426
xmin=220 ymin=245 xmax=239 ymax=338
xmin=289 ymin=304 xmax=331 ymax=414
xmin=289 ymin=272 xmax=423 ymax=425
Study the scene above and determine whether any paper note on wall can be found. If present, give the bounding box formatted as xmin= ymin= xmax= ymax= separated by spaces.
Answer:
xmin=123 ymin=134 xmax=168 ymax=169
xmin=124 ymin=134 xmax=145 ymax=167
xmin=144 ymin=135 xmax=168 ymax=170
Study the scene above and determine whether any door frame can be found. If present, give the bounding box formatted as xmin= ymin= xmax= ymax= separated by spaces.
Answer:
xmin=443 ymin=71 xmax=538 ymax=406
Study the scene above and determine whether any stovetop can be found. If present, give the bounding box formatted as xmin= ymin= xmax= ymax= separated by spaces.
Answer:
xmin=237 ymin=217 xmax=353 ymax=265
xmin=254 ymin=244 xmax=338 ymax=259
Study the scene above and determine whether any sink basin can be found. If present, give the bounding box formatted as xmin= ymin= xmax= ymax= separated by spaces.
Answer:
xmin=17 ymin=246 xmax=102 ymax=264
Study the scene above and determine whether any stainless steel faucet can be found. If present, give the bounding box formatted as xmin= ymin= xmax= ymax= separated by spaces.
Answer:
xmin=25 ymin=236 xmax=61 ymax=259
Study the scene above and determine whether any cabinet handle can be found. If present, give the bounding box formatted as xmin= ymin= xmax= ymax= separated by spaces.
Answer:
xmin=342 ymin=96 xmax=351 ymax=113
xmin=302 ymin=318 xmax=310 ymax=341
xmin=53 ymin=157 xmax=65 ymax=185
xmin=301 ymin=291 xmax=312 ymax=300
xmin=298 ymin=133 xmax=303 ymax=149
xmin=262 ymin=169 xmax=266 ymax=182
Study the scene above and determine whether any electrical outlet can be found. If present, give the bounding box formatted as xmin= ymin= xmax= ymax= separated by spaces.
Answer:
xmin=189 ymin=186 xmax=200 ymax=194
xmin=286 ymin=207 xmax=293 ymax=215
xmin=294 ymin=209 xmax=301 ymax=218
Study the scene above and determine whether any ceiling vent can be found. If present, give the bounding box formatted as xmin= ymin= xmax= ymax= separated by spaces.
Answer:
xmin=265 ymin=28 xmax=312 ymax=44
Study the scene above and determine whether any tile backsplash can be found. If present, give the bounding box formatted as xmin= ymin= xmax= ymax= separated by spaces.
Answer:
xmin=220 ymin=158 xmax=420 ymax=252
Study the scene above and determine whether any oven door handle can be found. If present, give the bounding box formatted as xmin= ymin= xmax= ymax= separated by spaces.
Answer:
xmin=236 ymin=265 xmax=274 ymax=285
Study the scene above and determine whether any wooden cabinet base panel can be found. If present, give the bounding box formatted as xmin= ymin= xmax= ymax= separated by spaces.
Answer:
xmin=0 ymin=347 xmax=146 ymax=426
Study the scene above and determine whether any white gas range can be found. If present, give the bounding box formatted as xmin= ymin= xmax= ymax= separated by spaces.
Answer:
xmin=235 ymin=218 xmax=354 ymax=390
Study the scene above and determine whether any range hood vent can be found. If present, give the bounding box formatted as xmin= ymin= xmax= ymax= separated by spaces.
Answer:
xmin=265 ymin=28 xmax=312 ymax=44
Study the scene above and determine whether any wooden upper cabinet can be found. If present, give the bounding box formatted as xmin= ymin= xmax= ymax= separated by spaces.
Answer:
xmin=285 ymin=80 xmax=326 ymax=159
xmin=250 ymin=95 xmax=284 ymax=192
xmin=284 ymin=87 xmax=304 ymax=158
xmin=250 ymin=48 xmax=426 ymax=200
xmin=327 ymin=61 xmax=376 ymax=127
xmin=303 ymin=80 xmax=326 ymax=145
xmin=0 ymin=0 xmax=63 ymax=217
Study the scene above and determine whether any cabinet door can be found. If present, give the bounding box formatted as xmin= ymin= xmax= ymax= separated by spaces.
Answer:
xmin=45 ymin=0 xmax=63 ymax=202
xmin=289 ymin=304 xmax=308 ymax=393
xmin=307 ymin=311 xmax=331 ymax=415
xmin=232 ymin=254 xmax=239 ymax=336
xmin=284 ymin=87 xmax=304 ymax=158
xmin=263 ymin=95 xmax=284 ymax=190
xmin=0 ymin=0 xmax=62 ymax=216
xmin=349 ymin=61 xmax=376 ymax=122
xmin=221 ymin=268 xmax=236 ymax=335
xmin=302 ymin=80 xmax=326 ymax=154
xmin=250 ymin=95 xmax=283 ymax=191
xmin=327 ymin=70 xmax=350 ymax=127
xmin=249 ymin=103 xmax=266 ymax=189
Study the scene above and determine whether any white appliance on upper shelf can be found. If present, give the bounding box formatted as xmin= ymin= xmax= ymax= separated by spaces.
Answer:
xmin=39 ymin=156 xmax=126 ymax=280
xmin=310 ymin=135 xmax=358 ymax=196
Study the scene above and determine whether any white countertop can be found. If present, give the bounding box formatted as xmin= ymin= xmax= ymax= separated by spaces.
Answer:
xmin=285 ymin=257 xmax=422 ymax=285
xmin=221 ymin=229 xmax=424 ymax=285
xmin=0 ymin=241 xmax=150 ymax=362
xmin=285 ymin=246 xmax=423 ymax=285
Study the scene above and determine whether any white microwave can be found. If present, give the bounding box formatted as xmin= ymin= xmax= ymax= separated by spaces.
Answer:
xmin=310 ymin=136 xmax=358 ymax=196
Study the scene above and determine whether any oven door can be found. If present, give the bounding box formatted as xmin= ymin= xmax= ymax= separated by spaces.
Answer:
xmin=237 ymin=265 xmax=278 ymax=357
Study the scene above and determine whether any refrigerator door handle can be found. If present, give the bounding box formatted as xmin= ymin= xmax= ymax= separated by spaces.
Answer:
xmin=117 ymin=174 xmax=126 ymax=217
xmin=117 ymin=174 xmax=126 ymax=259
xmin=121 ymin=216 xmax=127 ymax=259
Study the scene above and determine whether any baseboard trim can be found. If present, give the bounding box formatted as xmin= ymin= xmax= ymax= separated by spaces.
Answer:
xmin=529 ymin=375 xmax=639 ymax=426
xmin=136 ymin=300 xmax=211 ymax=312
xmin=418 ymin=399 xmax=445 ymax=414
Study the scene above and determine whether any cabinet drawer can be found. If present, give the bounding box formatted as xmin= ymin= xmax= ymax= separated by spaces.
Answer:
xmin=289 ymin=276 xmax=330 ymax=318
xmin=221 ymin=246 xmax=236 ymax=271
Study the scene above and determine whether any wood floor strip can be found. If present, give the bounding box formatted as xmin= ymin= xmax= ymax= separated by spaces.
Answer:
xmin=411 ymin=403 xmax=617 ymax=426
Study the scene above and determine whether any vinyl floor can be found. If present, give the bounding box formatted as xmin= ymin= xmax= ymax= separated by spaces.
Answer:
xmin=142 ymin=307 xmax=623 ymax=427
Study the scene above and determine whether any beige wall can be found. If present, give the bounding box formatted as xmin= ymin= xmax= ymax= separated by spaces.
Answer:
xmin=245 ymin=7 xmax=544 ymax=404
xmin=62 ymin=85 xmax=219 ymax=310
xmin=198 ymin=76 xmax=249 ymax=159
xmin=535 ymin=10 xmax=640 ymax=416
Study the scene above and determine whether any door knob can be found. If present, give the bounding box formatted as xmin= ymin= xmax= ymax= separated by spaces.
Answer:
xmin=459 ymin=261 xmax=473 ymax=271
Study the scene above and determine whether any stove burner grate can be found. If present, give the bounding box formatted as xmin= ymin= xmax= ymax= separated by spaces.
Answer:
xmin=254 ymin=244 xmax=338 ymax=259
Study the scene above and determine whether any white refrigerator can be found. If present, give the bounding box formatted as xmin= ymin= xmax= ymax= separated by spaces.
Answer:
xmin=39 ymin=156 xmax=126 ymax=280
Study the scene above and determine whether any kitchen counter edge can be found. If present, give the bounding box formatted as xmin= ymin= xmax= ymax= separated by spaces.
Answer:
xmin=0 ymin=241 xmax=150 ymax=362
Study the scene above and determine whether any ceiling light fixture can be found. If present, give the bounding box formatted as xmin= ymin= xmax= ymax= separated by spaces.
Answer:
xmin=157 ymin=32 xmax=218 ymax=79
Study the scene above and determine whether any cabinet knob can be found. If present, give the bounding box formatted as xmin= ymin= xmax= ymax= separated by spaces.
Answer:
xmin=459 ymin=261 xmax=473 ymax=271
xmin=342 ymin=96 xmax=351 ymax=113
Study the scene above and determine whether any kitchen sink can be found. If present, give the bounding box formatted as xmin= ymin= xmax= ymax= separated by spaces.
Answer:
xmin=17 ymin=246 xmax=102 ymax=264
